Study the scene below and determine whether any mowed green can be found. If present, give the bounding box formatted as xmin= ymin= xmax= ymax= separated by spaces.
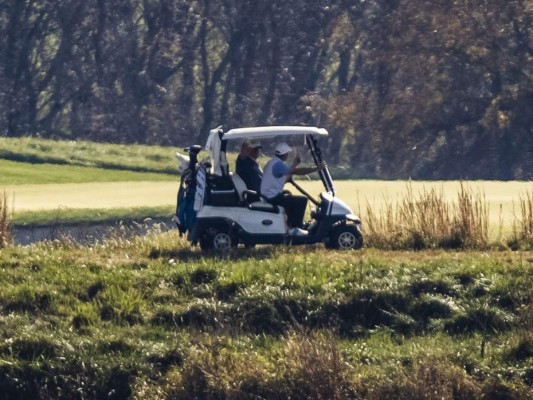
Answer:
xmin=1 ymin=159 xmax=177 ymax=213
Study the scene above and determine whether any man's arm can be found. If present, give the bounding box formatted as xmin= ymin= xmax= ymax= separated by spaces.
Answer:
xmin=289 ymin=156 xmax=326 ymax=176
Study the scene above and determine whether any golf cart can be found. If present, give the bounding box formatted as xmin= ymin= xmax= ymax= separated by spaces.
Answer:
xmin=175 ymin=126 xmax=363 ymax=251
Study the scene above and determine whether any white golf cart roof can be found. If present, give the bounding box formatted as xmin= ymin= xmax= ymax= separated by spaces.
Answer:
xmin=205 ymin=126 xmax=331 ymax=191
xmin=223 ymin=126 xmax=328 ymax=140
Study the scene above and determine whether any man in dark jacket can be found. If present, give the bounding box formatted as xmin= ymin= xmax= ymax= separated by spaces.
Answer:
xmin=235 ymin=139 xmax=263 ymax=193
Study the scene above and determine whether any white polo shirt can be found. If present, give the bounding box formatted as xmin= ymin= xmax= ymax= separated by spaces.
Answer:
xmin=260 ymin=156 xmax=290 ymax=199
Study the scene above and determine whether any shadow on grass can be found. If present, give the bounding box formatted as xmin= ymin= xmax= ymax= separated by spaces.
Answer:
xmin=148 ymin=245 xmax=284 ymax=262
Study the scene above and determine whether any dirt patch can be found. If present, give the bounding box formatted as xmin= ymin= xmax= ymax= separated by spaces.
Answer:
xmin=13 ymin=217 xmax=175 ymax=245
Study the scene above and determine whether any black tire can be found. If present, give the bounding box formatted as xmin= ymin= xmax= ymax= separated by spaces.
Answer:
xmin=327 ymin=224 xmax=363 ymax=250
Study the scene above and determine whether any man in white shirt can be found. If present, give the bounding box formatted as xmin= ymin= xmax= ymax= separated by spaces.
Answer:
xmin=260 ymin=142 xmax=325 ymax=236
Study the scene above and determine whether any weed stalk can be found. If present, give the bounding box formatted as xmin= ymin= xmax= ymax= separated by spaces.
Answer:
xmin=0 ymin=191 xmax=13 ymax=247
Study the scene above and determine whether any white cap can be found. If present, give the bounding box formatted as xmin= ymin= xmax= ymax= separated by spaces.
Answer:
xmin=275 ymin=142 xmax=292 ymax=155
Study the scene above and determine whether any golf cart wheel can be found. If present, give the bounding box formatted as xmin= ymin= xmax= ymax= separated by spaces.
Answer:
xmin=199 ymin=227 xmax=235 ymax=252
xmin=213 ymin=232 xmax=232 ymax=251
xmin=327 ymin=225 xmax=363 ymax=250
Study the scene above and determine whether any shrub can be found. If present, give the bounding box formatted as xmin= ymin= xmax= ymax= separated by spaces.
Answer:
xmin=507 ymin=337 xmax=533 ymax=362
xmin=190 ymin=267 xmax=218 ymax=285
xmin=445 ymin=305 xmax=516 ymax=334
xmin=4 ymin=287 xmax=54 ymax=313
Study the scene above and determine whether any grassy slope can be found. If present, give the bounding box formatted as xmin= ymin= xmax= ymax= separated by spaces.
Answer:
xmin=0 ymin=236 xmax=531 ymax=398
xmin=0 ymin=136 xmax=240 ymax=176
xmin=0 ymin=159 xmax=175 ymax=185
xmin=0 ymin=136 xmax=179 ymax=174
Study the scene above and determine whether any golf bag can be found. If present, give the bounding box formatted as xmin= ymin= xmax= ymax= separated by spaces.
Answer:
xmin=175 ymin=146 xmax=203 ymax=236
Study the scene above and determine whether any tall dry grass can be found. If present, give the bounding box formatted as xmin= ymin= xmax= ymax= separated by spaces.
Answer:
xmin=453 ymin=183 xmax=489 ymax=247
xmin=515 ymin=190 xmax=533 ymax=245
xmin=0 ymin=191 xmax=12 ymax=247
xmin=364 ymin=182 xmax=490 ymax=249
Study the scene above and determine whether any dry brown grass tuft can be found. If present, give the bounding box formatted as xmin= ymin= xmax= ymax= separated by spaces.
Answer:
xmin=0 ymin=191 xmax=12 ymax=247
xmin=371 ymin=360 xmax=481 ymax=400
xmin=282 ymin=331 xmax=355 ymax=399
xmin=168 ymin=340 xmax=277 ymax=399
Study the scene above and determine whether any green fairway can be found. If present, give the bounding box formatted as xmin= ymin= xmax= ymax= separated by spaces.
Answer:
xmin=5 ymin=181 xmax=178 ymax=213
xmin=8 ymin=179 xmax=531 ymax=211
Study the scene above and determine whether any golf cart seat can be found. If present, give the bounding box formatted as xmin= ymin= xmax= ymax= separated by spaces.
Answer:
xmin=231 ymin=174 xmax=279 ymax=213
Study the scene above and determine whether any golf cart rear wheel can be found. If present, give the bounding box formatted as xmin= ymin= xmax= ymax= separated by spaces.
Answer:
xmin=199 ymin=228 xmax=235 ymax=252
xmin=327 ymin=225 xmax=363 ymax=250
xmin=213 ymin=232 xmax=232 ymax=251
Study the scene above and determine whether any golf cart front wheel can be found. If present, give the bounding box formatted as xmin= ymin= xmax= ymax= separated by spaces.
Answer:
xmin=327 ymin=225 xmax=363 ymax=250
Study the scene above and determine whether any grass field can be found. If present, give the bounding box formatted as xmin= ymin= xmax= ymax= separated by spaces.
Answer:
xmin=0 ymin=236 xmax=531 ymax=399
xmin=0 ymin=137 xmax=532 ymax=398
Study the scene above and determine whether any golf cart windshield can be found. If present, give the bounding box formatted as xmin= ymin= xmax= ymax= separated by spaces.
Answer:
xmin=205 ymin=126 xmax=335 ymax=195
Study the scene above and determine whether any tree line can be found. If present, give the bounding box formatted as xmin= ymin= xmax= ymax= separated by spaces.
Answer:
xmin=1 ymin=0 xmax=531 ymax=179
